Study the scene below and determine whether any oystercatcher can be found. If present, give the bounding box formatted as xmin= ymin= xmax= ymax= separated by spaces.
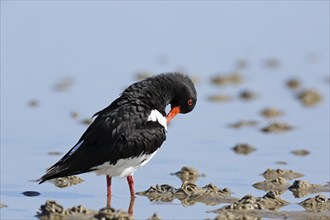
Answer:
xmin=39 ymin=72 xmax=197 ymax=199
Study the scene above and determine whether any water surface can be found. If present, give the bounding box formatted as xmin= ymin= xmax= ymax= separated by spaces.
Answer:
xmin=1 ymin=2 xmax=329 ymax=219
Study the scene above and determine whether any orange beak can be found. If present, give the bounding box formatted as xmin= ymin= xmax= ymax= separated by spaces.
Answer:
xmin=166 ymin=106 xmax=181 ymax=124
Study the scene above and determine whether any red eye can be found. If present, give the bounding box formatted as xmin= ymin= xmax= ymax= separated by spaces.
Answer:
xmin=187 ymin=99 xmax=193 ymax=106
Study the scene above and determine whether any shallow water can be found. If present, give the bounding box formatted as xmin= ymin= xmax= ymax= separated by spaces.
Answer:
xmin=1 ymin=2 xmax=329 ymax=219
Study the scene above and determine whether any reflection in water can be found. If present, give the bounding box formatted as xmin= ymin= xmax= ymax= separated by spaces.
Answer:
xmin=127 ymin=197 xmax=135 ymax=216
xmin=106 ymin=175 xmax=136 ymax=216
xmin=105 ymin=192 xmax=135 ymax=216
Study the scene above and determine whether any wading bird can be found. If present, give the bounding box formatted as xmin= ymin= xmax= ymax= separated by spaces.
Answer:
xmin=39 ymin=73 xmax=197 ymax=210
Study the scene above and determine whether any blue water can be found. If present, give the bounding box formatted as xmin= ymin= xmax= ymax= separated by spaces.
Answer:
xmin=1 ymin=2 xmax=329 ymax=219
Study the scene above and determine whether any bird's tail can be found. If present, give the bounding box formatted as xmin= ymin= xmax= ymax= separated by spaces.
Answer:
xmin=38 ymin=165 xmax=69 ymax=184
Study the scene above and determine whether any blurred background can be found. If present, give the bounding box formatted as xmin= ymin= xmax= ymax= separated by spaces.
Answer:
xmin=1 ymin=1 xmax=329 ymax=219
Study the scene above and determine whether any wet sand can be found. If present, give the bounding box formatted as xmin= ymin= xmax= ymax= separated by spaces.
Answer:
xmin=33 ymin=165 xmax=330 ymax=219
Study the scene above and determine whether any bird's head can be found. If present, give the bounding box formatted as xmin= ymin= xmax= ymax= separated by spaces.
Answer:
xmin=166 ymin=74 xmax=197 ymax=123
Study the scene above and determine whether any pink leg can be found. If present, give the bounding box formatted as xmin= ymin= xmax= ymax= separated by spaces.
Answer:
xmin=126 ymin=175 xmax=136 ymax=198
xmin=106 ymin=175 xmax=112 ymax=196
xmin=106 ymin=175 xmax=112 ymax=208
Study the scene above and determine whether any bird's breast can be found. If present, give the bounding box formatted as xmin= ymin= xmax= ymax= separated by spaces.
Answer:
xmin=147 ymin=109 xmax=167 ymax=131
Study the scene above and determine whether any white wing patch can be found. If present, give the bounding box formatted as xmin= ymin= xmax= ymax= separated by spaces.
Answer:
xmin=69 ymin=140 xmax=84 ymax=156
xmin=147 ymin=109 xmax=167 ymax=131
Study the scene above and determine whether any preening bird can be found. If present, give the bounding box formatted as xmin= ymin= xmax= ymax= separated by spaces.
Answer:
xmin=39 ymin=72 xmax=197 ymax=198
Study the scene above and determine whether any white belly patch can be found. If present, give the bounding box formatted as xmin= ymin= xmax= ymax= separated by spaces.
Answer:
xmin=92 ymin=150 xmax=158 ymax=178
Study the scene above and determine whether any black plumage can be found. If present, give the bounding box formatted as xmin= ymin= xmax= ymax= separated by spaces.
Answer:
xmin=39 ymin=73 xmax=197 ymax=197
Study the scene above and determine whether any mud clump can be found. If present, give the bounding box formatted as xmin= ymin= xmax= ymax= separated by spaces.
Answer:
xmin=81 ymin=118 xmax=94 ymax=126
xmin=38 ymin=200 xmax=66 ymax=217
xmin=222 ymin=195 xmax=264 ymax=210
xmin=238 ymin=90 xmax=257 ymax=101
xmin=187 ymin=75 xmax=201 ymax=85
xmin=207 ymin=94 xmax=233 ymax=102
xmin=253 ymin=177 xmax=290 ymax=193
xmin=228 ymin=120 xmax=258 ymax=129
xmin=289 ymin=180 xmax=330 ymax=198
xmin=95 ymin=207 xmax=132 ymax=220
xmin=216 ymin=191 xmax=288 ymax=211
xmin=211 ymin=195 xmax=329 ymax=220
xmin=275 ymin=161 xmax=287 ymax=165
xmin=263 ymin=58 xmax=281 ymax=69
xmin=70 ymin=111 xmax=80 ymax=119
xmin=260 ymin=107 xmax=284 ymax=118
xmin=299 ymin=194 xmax=330 ymax=212
xmin=291 ymin=149 xmax=310 ymax=156
xmin=261 ymin=122 xmax=293 ymax=133
xmin=171 ymin=166 xmax=205 ymax=183
xmin=0 ymin=203 xmax=8 ymax=208
xmin=210 ymin=191 xmax=292 ymax=220
xmin=50 ymin=175 xmax=84 ymax=188
xmin=147 ymin=213 xmax=161 ymax=220
xmin=177 ymin=182 xmax=235 ymax=206
xmin=286 ymin=78 xmax=301 ymax=90
xmin=235 ymin=59 xmax=249 ymax=70
xmin=53 ymin=77 xmax=74 ymax=92
xmin=137 ymin=181 xmax=236 ymax=206
xmin=262 ymin=168 xmax=304 ymax=180
xmin=210 ymin=73 xmax=243 ymax=86
xmin=28 ymin=99 xmax=40 ymax=108
xmin=37 ymin=200 xmax=95 ymax=218
xmin=177 ymin=182 xmax=230 ymax=197
xmin=261 ymin=191 xmax=289 ymax=210
xmin=47 ymin=151 xmax=63 ymax=156
xmin=135 ymin=71 xmax=154 ymax=80
xmin=137 ymin=184 xmax=176 ymax=202
xmin=37 ymin=200 xmax=132 ymax=220
xmin=297 ymin=89 xmax=322 ymax=107
xmin=232 ymin=143 xmax=256 ymax=155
